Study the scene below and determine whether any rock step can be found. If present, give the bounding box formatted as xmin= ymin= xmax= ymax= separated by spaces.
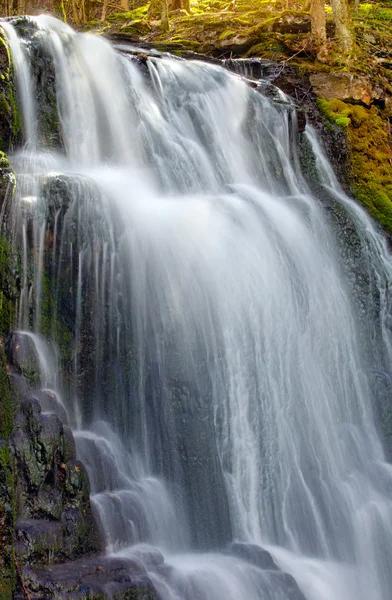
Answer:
xmin=20 ymin=555 xmax=159 ymax=599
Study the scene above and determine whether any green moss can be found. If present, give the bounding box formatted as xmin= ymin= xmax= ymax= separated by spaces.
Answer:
xmin=218 ymin=29 xmax=237 ymax=40
xmin=0 ymin=32 xmax=22 ymax=150
xmin=118 ymin=19 xmax=152 ymax=35
xmin=0 ymin=234 xmax=16 ymax=338
xmin=354 ymin=184 xmax=392 ymax=232
xmin=0 ymin=151 xmax=9 ymax=169
xmin=358 ymin=4 xmax=392 ymax=21
xmin=107 ymin=4 xmax=149 ymax=23
xmin=9 ymin=84 xmax=22 ymax=140
xmin=317 ymin=98 xmax=351 ymax=126
xmin=335 ymin=116 xmax=351 ymax=128
xmin=245 ymin=38 xmax=285 ymax=57
xmin=318 ymin=98 xmax=392 ymax=234
xmin=39 ymin=263 xmax=74 ymax=368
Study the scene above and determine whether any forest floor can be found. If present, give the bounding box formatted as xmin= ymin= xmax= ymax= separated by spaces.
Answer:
xmin=87 ymin=0 xmax=392 ymax=83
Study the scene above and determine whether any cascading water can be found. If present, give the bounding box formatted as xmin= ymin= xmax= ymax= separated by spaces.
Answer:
xmin=3 ymin=14 xmax=392 ymax=600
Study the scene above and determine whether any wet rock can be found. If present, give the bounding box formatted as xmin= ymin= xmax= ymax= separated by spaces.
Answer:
xmin=0 ymin=438 xmax=15 ymax=598
xmin=268 ymin=571 xmax=307 ymax=600
xmin=62 ymin=425 xmax=76 ymax=462
xmin=10 ymin=389 xmax=102 ymax=563
xmin=65 ymin=459 xmax=91 ymax=502
xmin=5 ymin=332 xmax=41 ymax=386
xmin=13 ymin=396 xmax=63 ymax=492
xmin=30 ymin=484 xmax=64 ymax=521
xmin=8 ymin=372 xmax=30 ymax=399
xmin=15 ymin=519 xmax=66 ymax=565
xmin=21 ymin=556 xmax=159 ymax=599
xmin=309 ymin=73 xmax=384 ymax=106
xmin=271 ymin=66 xmax=350 ymax=189
xmin=226 ymin=543 xmax=306 ymax=600
xmin=32 ymin=388 xmax=69 ymax=425
xmin=0 ymin=27 xmax=22 ymax=153
xmin=126 ymin=545 xmax=165 ymax=567
xmin=62 ymin=506 xmax=101 ymax=557
xmin=227 ymin=542 xmax=278 ymax=570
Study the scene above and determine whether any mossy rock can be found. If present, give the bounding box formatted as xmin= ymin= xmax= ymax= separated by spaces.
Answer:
xmin=0 ymin=30 xmax=22 ymax=151
xmin=317 ymin=98 xmax=392 ymax=234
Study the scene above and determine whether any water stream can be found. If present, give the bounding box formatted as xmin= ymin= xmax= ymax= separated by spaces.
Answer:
xmin=3 ymin=15 xmax=392 ymax=600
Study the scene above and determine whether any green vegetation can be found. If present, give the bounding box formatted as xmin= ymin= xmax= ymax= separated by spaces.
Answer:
xmin=0 ymin=234 xmax=16 ymax=338
xmin=318 ymin=98 xmax=392 ymax=232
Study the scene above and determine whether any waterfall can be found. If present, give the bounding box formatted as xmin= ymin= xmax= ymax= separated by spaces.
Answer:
xmin=3 ymin=15 xmax=392 ymax=600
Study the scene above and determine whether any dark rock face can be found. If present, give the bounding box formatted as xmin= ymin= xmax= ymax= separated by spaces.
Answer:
xmin=5 ymin=332 xmax=42 ymax=386
xmin=0 ymin=27 xmax=22 ymax=154
xmin=21 ymin=556 xmax=159 ymax=600
xmin=1 ymin=333 xmax=161 ymax=599
xmin=11 ymin=394 xmax=101 ymax=559
xmin=32 ymin=389 xmax=69 ymax=425
xmin=0 ymin=345 xmax=16 ymax=600
xmin=271 ymin=66 xmax=350 ymax=189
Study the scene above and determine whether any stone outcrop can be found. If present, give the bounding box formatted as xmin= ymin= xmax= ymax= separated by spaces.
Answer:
xmin=309 ymin=72 xmax=386 ymax=106
xmin=18 ymin=556 xmax=159 ymax=600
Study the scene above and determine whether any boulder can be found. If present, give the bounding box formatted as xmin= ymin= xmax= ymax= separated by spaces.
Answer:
xmin=21 ymin=555 xmax=159 ymax=599
xmin=31 ymin=388 xmax=69 ymax=425
xmin=5 ymin=332 xmax=41 ymax=386
xmin=309 ymin=73 xmax=384 ymax=106
xmin=10 ymin=391 xmax=102 ymax=565
xmin=227 ymin=542 xmax=279 ymax=570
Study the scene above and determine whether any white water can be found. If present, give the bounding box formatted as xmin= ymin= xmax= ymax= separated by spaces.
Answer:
xmin=3 ymin=15 xmax=392 ymax=600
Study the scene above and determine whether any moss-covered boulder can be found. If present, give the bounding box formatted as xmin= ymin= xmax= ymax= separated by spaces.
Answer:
xmin=316 ymin=98 xmax=392 ymax=233
xmin=0 ymin=26 xmax=22 ymax=151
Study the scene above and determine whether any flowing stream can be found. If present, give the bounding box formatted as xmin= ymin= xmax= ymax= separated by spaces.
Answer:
xmin=3 ymin=15 xmax=392 ymax=600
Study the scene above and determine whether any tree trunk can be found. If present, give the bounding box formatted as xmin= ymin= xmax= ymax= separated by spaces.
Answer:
xmin=170 ymin=0 xmax=188 ymax=10
xmin=120 ymin=0 xmax=129 ymax=10
xmin=161 ymin=0 xmax=169 ymax=30
xmin=71 ymin=0 xmax=81 ymax=24
xmin=149 ymin=0 xmax=169 ymax=24
xmin=331 ymin=0 xmax=354 ymax=53
xmin=310 ymin=0 xmax=326 ymax=45
xmin=101 ymin=0 xmax=109 ymax=21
